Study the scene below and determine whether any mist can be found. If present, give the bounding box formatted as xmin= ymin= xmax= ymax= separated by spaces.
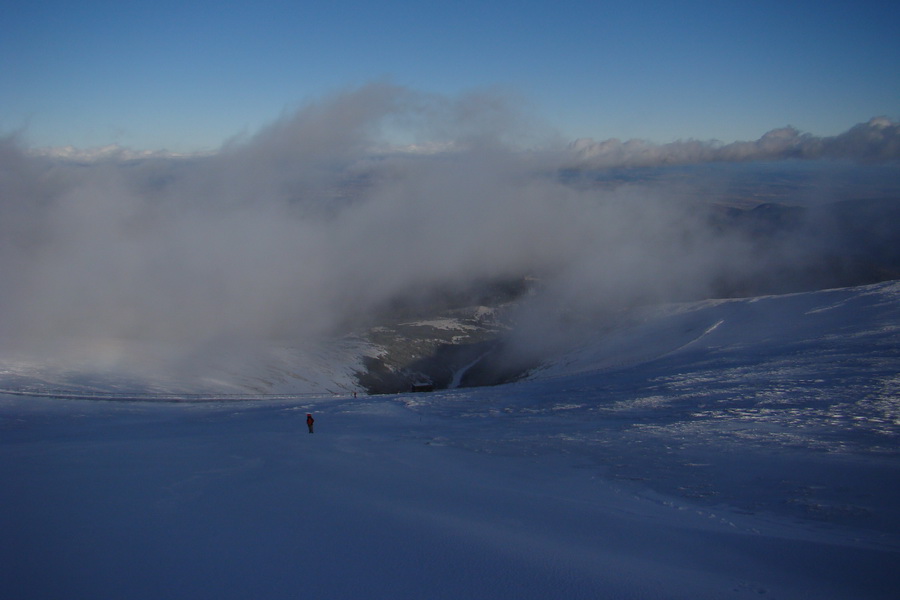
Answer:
xmin=2 ymin=83 xmax=898 ymax=385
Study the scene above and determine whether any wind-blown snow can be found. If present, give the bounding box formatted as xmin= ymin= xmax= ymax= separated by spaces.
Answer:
xmin=1 ymin=281 xmax=899 ymax=599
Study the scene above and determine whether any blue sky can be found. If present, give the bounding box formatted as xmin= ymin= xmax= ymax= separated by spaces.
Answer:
xmin=3 ymin=0 xmax=898 ymax=152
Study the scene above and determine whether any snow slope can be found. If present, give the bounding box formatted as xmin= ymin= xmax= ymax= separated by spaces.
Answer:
xmin=1 ymin=281 xmax=898 ymax=599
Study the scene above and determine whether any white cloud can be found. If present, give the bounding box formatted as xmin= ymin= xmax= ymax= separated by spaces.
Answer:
xmin=1 ymin=86 xmax=896 ymax=381
xmin=567 ymin=117 xmax=900 ymax=168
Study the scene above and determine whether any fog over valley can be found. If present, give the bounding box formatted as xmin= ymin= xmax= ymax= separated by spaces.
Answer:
xmin=2 ymin=84 xmax=899 ymax=392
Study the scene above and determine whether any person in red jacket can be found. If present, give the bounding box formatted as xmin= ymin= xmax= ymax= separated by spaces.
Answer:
xmin=306 ymin=413 xmax=315 ymax=434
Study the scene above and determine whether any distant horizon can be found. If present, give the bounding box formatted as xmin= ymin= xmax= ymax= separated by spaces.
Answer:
xmin=16 ymin=114 xmax=899 ymax=154
xmin=18 ymin=112 xmax=900 ymax=172
xmin=3 ymin=2 xmax=898 ymax=152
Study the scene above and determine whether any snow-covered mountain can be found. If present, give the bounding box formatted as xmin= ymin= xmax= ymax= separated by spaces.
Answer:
xmin=5 ymin=95 xmax=899 ymax=598
xmin=2 ymin=279 xmax=898 ymax=599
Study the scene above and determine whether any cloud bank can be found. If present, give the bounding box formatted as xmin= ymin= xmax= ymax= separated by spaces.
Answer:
xmin=2 ymin=84 xmax=898 ymax=381
xmin=567 ymin=117 xmax=900 ymax=168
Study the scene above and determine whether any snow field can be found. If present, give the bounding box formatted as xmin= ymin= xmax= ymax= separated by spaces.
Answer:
xmin=2 ymin=281 xmax=899 ymax=599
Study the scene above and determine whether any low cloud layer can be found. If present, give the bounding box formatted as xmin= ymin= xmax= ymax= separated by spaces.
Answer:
xmin=567 ymin=117 xmax=900 ymax=168
xmin=2 ymin=84 xmax=898 ymax=380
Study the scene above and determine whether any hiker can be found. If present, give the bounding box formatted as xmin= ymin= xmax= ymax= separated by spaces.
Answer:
xmin=306 ymin=413 xmax=315 ymax=434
